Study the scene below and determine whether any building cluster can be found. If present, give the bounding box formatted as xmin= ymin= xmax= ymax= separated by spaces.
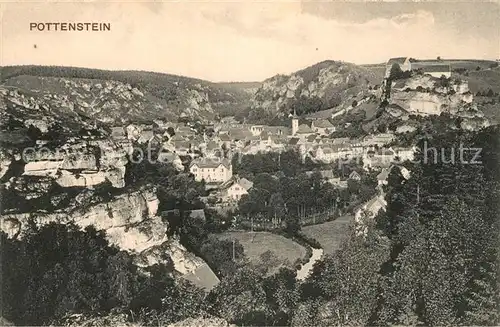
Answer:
xmin=385 ymin=57 xmax=452 ymax=79
xmin=109 ymin=110 xmax=415 ymax=207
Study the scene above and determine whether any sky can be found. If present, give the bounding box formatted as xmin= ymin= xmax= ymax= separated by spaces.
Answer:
xmin=0 ymin=0 xmax=499 ymax=82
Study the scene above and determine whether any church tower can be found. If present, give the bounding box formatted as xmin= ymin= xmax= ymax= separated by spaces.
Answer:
xmin=291 ymin=109 xmax=299 ymax=136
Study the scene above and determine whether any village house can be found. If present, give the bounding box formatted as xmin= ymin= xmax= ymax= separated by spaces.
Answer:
xmin=218 ymin=176 xmax=254 ymax=202
xmin=329 ymin=137 xmax=351 ymax=145
xmin=263 ymin=126 xmax=290 ymax=137
xmin=349 ymin=171 xmax=361 ymax=181
xmin=355 ymin=195 xmax=387 ymax=223
xmin=295 ymin=124 xmax=315 ymax=140
xmin=137 ymin=130 xmax=154 ymax=144
xmin=170 ymin=140 xmax=191 ymax=156
xmin=306 ymin=170 xmax=348 ymax=188
xmin=288 ymin=137 xmax=308 ymax=148
xmin=337 ymin=145 xmax=354 ymax=160
xmin=204 ymin=140 xmax=223 ymax=158
xmin=250 ymin=125 xmax=264 ymax=136
xmin=268 ymin=136 xmax=288 ymax=151
xmin=311 ymin=146 xmax=339 ymax=163
xmin=241 ymin=138 xmax=270 ymax=155
xmin=363 ymin=148 xmax=394 ymax=170
xmin=374 ymin=148 xmax=396 ymax=161
xmin=189 ymin=158 xmax=233 ymax=183
xmin=218 ymin=133 xmax=231 ymax=146
xmin=362 ymin=133 xmax=396 ymax=147
xmin=330 ymin=177 xmax=349 ymax=189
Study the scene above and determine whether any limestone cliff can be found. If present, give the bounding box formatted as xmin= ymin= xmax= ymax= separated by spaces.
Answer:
xmin=386 ymin=75 xmax=490 ymax=130
xmin=250 ymin=60 xmax=383 ymax=120
xmin=0 ymin=82 xmax=219 ymax=291
xmin=0 ymin=66 xmax=252 ymax=123
xmin=0 ymin=186 xmax=218 ymax=290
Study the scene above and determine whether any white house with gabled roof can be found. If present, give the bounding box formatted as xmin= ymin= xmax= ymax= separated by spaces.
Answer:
xmin=218 ymin=176 xmax=254 ymax=202
xmin=189 ymin=158 xmax=232 ymax=183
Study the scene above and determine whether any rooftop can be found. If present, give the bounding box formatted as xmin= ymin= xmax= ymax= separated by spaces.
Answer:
xmin=296 ymin=124 xmax=314 ymax=134
xmin=387 ymin=57 xmax=409 ymax=65
xmin=190 ymin=158 xmax=231 ymax=169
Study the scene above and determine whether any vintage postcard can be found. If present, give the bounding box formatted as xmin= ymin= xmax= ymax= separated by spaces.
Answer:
xmin=0 ymin=1 xmax=499 ymax=326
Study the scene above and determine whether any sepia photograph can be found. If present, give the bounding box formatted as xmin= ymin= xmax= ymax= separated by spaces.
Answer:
xmin=0 ymin=0 xmax=499 ymax=326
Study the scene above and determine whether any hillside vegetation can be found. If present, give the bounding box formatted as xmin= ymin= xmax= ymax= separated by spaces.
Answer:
xmin=0 ymin=66 xmax=253 ymax=124
xmin=246 ymin=60 xmax=384 ymax=124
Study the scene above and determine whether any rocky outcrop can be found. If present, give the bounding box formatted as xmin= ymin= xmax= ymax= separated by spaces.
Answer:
xmin=390 ymin=75 xmax=476 ymax=116
xmin=0 ymin=187 xmax=217 ymax=289
xmin=21 ymin=138 xmax=130 ymax=188
xmin=251 ymin=61 xmax=382 ymax=117
xmin=1 ymin=66 xmax=251 ymax=124
xmin=0 ymin=149 xmax=15 ymax=180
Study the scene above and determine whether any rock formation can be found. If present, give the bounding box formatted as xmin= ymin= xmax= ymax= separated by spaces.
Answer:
xmin=250 ymin=60 xmax=382 ymax=118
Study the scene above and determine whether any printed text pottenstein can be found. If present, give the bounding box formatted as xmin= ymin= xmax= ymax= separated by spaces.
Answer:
xmin=30 ymin=22 xmax=111 ymax=31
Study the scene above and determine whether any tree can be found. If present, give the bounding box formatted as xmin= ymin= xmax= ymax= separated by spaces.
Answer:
xmin=291 ymin=96 xmax=324 ymax=115
xmin=389 ymin=64 xmax=403 ymax=80
xmin=207 ymin=267 xmax=268 ymax=325
xmin=269 ymin=192 xmax=286 ymax=221
xmin=463 ymin=262 xmax=499 ymax=325
xmin=199 ymin=236 xmax=244 ymax=278
xmin=262 ymin=268 xmax=300 ymax=325
xmin=1 ymin=223 xmax=179 ymax=326
xmin=299 ymin=221 xmax=389 ymax=326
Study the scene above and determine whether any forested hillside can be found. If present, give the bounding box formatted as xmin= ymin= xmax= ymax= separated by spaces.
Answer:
xmin=293 ymin=123 xmax=500 ymax=326
xmin=0 ymin=65 xmax=253 ymax=123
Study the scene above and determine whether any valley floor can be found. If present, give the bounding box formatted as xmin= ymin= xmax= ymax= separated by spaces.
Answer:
xmin=302 ymin=214 xmax=352 ymax=255
xmin=215 ymin=231 xmax=307 ymax=275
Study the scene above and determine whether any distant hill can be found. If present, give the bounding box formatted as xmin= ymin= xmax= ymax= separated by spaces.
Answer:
xmin=216 ymin=81 xmax=262 ymax=94
xmin=0 ymin=65 xmax=253 ymax=124
xmin=246 ymin=60 xmax=385 ymax=124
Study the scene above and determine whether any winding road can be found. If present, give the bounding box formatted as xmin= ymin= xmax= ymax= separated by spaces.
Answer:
xmin=296 ymin=247 xmax=324 ymax=280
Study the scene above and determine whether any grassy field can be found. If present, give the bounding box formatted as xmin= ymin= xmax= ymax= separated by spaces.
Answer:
xmin=216 ymin=231 xmax=307 ymax=274
xmin=302 ymin=215 xmax=352 ymax=255
xmin=464 ymin=68 xmax=500 ymax=93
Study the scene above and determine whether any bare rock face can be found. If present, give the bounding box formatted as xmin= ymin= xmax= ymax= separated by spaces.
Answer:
xmin=52 ymin=313 xmax=139 ymax=327
xmin=0 ymin=187 xmax=159 ymax=244
xmin=0 ymin=149 xmax=13 ymax=180
xmin=21 ymin=139 xmax=130 ymax=188
xmin=6 ymin=175 xmax=54 ymax=200
xmin=251 ymin=61 xmax=381 ymax=116
xmin=390 ymin=75 xmax=477 ymax=117
xmin=0 ymin=187 xmax=217 ymax=290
